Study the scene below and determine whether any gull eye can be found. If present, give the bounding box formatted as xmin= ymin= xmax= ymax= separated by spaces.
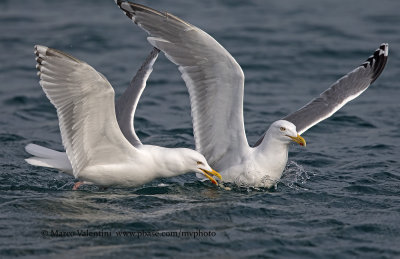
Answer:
xmin=280 ymin=127 xmax=286 ymax=131
xmin=197 ymin=161 xmax=204 ymax=165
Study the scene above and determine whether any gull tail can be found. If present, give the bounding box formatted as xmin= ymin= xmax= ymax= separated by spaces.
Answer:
xmin=25 ymin=144 xmax=73 ymax=176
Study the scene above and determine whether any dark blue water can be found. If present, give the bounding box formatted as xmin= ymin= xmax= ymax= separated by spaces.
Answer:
xmin=1 ymin=0 xmax=400 ymax=257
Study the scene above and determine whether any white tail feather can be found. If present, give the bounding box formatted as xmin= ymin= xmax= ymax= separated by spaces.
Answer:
xmin=25 ymin=143 xmax=65 ymax=158
xmin=25 ymin=144 xmax=73 ymax=176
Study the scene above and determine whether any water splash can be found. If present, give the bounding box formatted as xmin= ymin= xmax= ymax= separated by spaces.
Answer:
xmin=279 ymin=161 xmax=315 ymax=190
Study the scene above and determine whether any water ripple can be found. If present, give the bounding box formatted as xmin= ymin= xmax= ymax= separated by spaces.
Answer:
xmin=1 ymin=0 xmax=400 ymax=257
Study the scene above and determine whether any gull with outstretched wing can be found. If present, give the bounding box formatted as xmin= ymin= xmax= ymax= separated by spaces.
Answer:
xmin=25 ymin=46 xmax=221 ymax=189
xmin=116 ymin=1 xmax=388 ymax=188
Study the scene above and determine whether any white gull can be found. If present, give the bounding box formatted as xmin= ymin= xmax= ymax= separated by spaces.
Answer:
xmin=115 ymin=1 xmax=388 ymax=188
xmin=25 ymin=45 xmax=221 ymax=189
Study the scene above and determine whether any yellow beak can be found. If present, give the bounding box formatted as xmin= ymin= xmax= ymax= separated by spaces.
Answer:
xmin=200 ymin=168 xmax=222 ymax=186
xmin=288 ymin=134 xmax=306 ymax=147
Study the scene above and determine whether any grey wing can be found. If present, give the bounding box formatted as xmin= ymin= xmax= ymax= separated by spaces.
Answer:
xmin=115 ymin=1 xmax=250 ymax=167
xmin=115 ymin=47 xmax=160 ymax=147
xmin=284 ymin=43 xmax=388 ymax=135
xmin=254 ymin=43 xmax=388 ymax=146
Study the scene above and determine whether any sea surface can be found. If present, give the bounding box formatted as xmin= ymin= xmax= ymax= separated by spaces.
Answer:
xmin=1 ymin=0 xmax=400 ymax=258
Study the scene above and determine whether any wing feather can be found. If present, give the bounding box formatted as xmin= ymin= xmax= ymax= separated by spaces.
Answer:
xmin=115 ymin=47 xmax=160 ymax=147
xmin=254 ymin=43 xmax=388 ymax=146
xmin=35 ymin=45 xmax=137 ymax=177
xmin=115 ymin=1 xmax=249 ymax=168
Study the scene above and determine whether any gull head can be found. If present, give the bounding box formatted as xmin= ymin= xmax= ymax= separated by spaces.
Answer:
xmin=270 ymin=120 xmax=306 ymax=146
xmin=181 ymin=149 xmax=222 ymax=185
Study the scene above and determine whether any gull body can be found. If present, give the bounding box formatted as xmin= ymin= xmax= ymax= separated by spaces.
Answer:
xmin=75 ymin=145 xmax=214 ymax=187
xmin=206 ymin=120 xmax=299 ymax=187
xmin=116 ymin=1 xmax=388 ymax=188
xmin=25 ymin=46 xmax=221 ymax=188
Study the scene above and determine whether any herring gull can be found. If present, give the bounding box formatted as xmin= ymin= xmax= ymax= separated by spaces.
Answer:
xmin=25 ymin=45 xmax=221 ymax=189
xmin=115 ymin=1 xmax=388 ymax=188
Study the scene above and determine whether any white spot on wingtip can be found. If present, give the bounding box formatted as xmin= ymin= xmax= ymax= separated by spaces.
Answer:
xmin=35 ymin=45 xmax=48 ymax=54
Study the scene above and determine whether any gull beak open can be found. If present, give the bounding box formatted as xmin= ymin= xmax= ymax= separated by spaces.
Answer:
xmin=288 ymin=134 xmax=306 ymax=147
xmin=200 ymin=168 xmax=222 ymax=186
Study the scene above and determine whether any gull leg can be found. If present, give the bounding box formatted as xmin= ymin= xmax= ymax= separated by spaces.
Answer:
xmin=72 ymin=181 xmax=84 ymax=190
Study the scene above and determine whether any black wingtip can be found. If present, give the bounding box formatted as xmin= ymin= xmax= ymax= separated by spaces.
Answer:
xmin=34 ymin=45 xmax=44 ymax=77
xmin=115 ymin=1 xmax=191 ymax=28
xmin=115 ymin=0 xmax=163 ymax=18
xmin=371 ymin=43 xmax=388 ymax=83
xmin=360 ymin=43 xmax=388 ymax=83
xmin=115 ymin=1 xmax=149 ymax=22
xmin=115 ymin=0 xmax=134 ymax=20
